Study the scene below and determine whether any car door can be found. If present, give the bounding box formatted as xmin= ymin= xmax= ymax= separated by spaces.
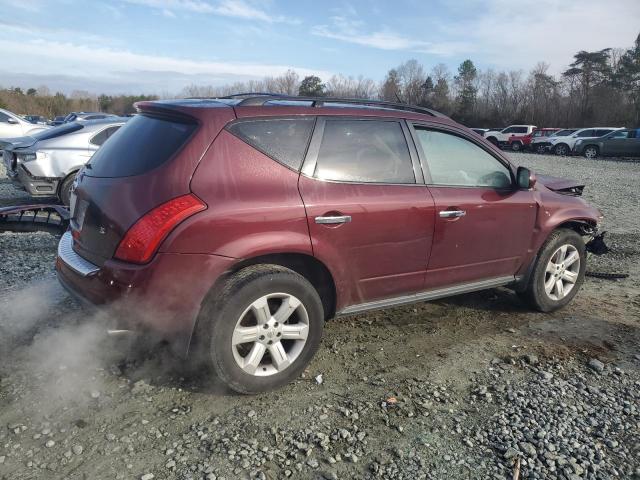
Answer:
xmin=600 ymin=130 xmax=628 ymax=155
xmin=410 ymin=124 xmax=537 ymax=289
xmin=298 ymin=117 xmax=436 ymax=307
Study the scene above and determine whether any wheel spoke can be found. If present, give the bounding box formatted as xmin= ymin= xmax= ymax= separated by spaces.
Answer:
xmin=268 ymin=341 xmax=290 ymax=371
xmin=562 ymin=270 xmax=578 ymax=283
xmin=281 ymin=323 xmax=309 ymax=341
xmin=546 ymin=261 xmax=556 ymax=273
xmin=251 ymin=297 xmax=272 ymax=325
xmin=273 ymin=295 xmax=301 ymax=323
xmin=242 ymin=343 xmax=267 ymax=374
xmin=544 ymin=275 xmax=555 ymax=294
xmin=564 ymin=251 xmax=579 ymax=267
xmin=232 ymin=325 xmax=261 ymax=346
xmin=555 ymin=279 xmax=565 ymax=298
xmin=558 ymin=245 xmax=568 ymax=262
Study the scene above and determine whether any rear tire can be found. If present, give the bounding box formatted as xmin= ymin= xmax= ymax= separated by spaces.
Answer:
xmin=511 ymin=141 xmax=522 ymax=152
xmin=520 ymin=229 xmax=586 ymax=312
xmin=197 ymin=265 xmax=324 ymax=394
xmin=58 ymin=173 xmax=77 ymax=206
xmin=534 ymin=144 xmax=547 ymax=154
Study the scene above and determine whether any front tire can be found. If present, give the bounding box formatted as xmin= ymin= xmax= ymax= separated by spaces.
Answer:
xmin=583 ymin=145 xmax=599 ymax=159
xmin=197 ymin=265 xmax=324 ymax=394
xmin=534 ymin=144 xmax=547 ymax=154
xmin=511 ymin=141 xmax=522 ymax=152
xmin=521 ymin=229 xmax=586 ymax=312
xmin=553 ymin=144 xmax=569 ymax=156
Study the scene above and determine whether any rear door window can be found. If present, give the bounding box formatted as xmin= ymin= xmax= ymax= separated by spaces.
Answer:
xmin=577 ymin=130 xmax=595 ymax=137
xmin=312 ymin=119 xmax=415 ymax=184
xmin=227 ymin=118 xmax=315 ymax=171
xmin=595 ymin=129 xmax=613 ymax=137
xmin=90 ymin=126 xmax=121 ymax=146
xmin=87 ymin=114 xmax=196 ymax=177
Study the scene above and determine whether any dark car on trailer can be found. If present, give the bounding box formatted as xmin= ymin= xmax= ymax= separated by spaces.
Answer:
xmin=57 ymin=95 xmax=603 ymax=394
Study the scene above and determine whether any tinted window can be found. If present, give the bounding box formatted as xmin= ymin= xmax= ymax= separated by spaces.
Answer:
xmin=609 ymin=130 xmax=630 ymax=139
xmin=415 ymin=129 xmax=511 ymax=188
xmin=555 ymin=129 xmax=576 ymax=137
xmin=513 ymin=127 xmax=528 ymax=134
xmin=32 ymin=123 xmax=84 ymax=141
xmin=228 ymin=118 xmax=314 ymax=171
xmin=502 ymin=127 xmax=515 ymax=133
xmin=595 ymin=129 xmax=613 ymax=137
xmin=87 ymin=114 xmax=196 ymax=177
xmin=89 ymin=126 xmax=121 ymax=146
xmin=314 ymin=120 xmax=414 ymax=184
xmin=0 ymin=112 xmax=10 ymax=122
xmin=577 ymin=130 xmax=595 ymax=137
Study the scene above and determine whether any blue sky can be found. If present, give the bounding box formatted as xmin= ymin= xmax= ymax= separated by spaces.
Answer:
xmin=0 ymin=0 xmax=638 ymax=94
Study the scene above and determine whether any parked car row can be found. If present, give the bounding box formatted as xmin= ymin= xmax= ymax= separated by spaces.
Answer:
xmin=472 ymin=124 xmax=639 ymax=159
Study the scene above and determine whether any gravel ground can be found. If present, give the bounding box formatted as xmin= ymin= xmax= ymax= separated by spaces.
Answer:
xmin=0 ymin=153 xmax=639 ymax=480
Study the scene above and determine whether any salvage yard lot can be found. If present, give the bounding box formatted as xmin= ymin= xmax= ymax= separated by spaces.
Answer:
xmin=0 ymin=153 xmax=639 ymax=479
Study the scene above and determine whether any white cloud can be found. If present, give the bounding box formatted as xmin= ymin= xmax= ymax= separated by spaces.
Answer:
xmin=312 ymin=15 xmax=473 ymax=56
xmin=0 ymin=38 xmax=330 ymax=93
xmin=430 ymin=0 xmax=640 ymax=73
xmin=0 ymin=0 xmax=42 ymax=12
xmin=123 ymin=0 xmax=299 ymax=23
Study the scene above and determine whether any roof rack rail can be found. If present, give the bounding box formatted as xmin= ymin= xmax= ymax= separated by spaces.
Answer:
xmin=230 ymin=94 xmax=447 ymax=118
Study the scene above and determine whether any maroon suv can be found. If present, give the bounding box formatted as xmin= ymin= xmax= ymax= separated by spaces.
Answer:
xmin=56 ymin=95 xmax=602 ymax=393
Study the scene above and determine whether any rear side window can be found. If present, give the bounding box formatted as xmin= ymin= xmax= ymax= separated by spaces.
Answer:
xmin=577 ymin=130 xmax=595 ymax=137
xmin=87 ymin=114 xmax=196 ymax=177
xmin=90 ymin=126 xmax=121 ymax=146
xmin=313 ymin=120 xmax=414 ymax=184
xmin=227 ymin=118 xmax=314 ymax=171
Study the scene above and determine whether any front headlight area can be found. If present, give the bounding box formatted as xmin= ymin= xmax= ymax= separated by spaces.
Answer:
xmin=17 ymin=150 xmax=49 ymax=162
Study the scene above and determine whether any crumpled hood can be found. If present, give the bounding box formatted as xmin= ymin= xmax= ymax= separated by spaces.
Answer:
xmin=0 ymin=135 xmax=37 ymax=151
xmin=537 ymin=174 xmax=585 ymax=196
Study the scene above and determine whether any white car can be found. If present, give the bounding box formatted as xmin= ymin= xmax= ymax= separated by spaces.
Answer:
xmin=0 ymin=108 xmax=50 ymax=139
xmin=548 ymin=127 xmax=622 ymax=156
xmin=484 ymin=125 xmax=537 ymax=147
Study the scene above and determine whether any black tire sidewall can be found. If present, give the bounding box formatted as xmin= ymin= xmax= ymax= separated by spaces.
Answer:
xmin=528 ymin=229 xmax=586 ymax=312
xmin=59 ymin=173 xmax=76 ymax=206
xmin=206 ymin=267 xmax=324 ymax=394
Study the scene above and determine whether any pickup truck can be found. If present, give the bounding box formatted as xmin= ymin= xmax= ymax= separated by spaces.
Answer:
xmin=484 ymin=125 xmax=537 ymax=148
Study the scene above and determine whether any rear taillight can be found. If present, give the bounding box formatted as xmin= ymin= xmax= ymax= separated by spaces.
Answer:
xmin=114 ymin=194 xmax=206 ymax=264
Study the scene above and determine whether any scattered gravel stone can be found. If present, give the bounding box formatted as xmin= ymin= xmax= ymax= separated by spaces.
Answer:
xmin=588 ymin=358 xmax=605 ymax=372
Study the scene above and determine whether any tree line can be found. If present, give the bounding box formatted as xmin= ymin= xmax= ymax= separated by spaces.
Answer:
xmin=2 ymin=32 xmax=638 ymax=128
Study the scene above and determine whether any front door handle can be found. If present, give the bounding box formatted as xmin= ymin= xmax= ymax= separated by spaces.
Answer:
xmin=439 ymin=210 xmax=466 ymax=218
xmin=315 ymin=215 xmax=352 ymax=225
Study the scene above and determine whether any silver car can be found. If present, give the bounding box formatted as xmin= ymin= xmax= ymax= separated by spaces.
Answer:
xmin=3 ymin=118 xmax=127 ymax=205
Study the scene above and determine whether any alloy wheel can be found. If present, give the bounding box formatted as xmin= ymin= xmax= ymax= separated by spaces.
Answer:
xmin=543 ymin=244 xmax=580 ymax=301
xmin=584 ymin=147 xmax=598 ymax=159
xmin=231 ymin=293 xmax=309 ymax=376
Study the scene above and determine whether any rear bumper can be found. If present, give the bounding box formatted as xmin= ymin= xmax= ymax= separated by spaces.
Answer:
xmin=56 ymin=235 xmax=236 ymax=355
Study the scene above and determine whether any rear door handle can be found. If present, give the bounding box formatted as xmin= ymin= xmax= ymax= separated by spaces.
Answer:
xmin=439 ymin=210 xmax=466 ymax=218
xmin=315 ymin=215 xmax=352 ymax=224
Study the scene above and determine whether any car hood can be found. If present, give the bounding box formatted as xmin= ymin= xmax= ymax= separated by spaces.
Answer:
xmin=537 ymin=174 xmax=585 ymax=196
xmin=0 ymin=135 xmax=37 ymax=151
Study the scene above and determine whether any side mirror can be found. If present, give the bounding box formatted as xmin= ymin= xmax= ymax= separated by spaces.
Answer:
xmin=6 ymin=118 xmax=18 ymax=124
xmin=517 ymin=166 xmax=536 ymax=189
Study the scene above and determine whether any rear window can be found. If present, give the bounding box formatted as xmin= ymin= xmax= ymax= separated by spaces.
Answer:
xmin=87 ymin=114 xmax=196 ymax=177
xmin=227 ymin=118 xmax=315 ymax=171
xmin=32 ymin=123 xmax=84 ymax=140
